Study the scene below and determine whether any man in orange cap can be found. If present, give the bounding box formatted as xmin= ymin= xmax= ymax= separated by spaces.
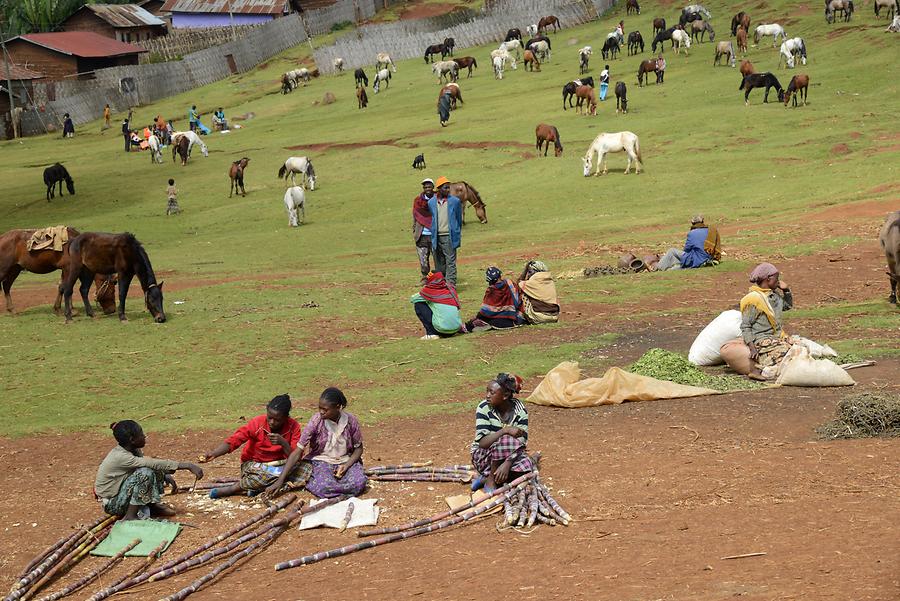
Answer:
xmin=427 ymin=176 xmax=463 ymax=286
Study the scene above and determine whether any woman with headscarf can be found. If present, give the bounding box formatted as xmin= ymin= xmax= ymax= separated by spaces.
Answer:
xmin=471 ymin=373 xmax=533 ymax=492
xmin=467 ymin=267 xmax=523 ymax=331
xmin=518 ymin=260 xmax=560 ymax=324
xmin=62 ymin=113 xmax=74 ymax=138
xmin=736 ymin=262 xmax=794 ymax=380
xmin=411 ymin=271 xmax=465 ymax=340
xmin=438 ymin=90 xmax=452 ymax=127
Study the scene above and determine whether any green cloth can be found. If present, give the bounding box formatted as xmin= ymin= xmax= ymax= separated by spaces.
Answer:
xmin=410 ymin=293 xmax=461 ymax=334
xmin=91 ymin=519 xmax=181 ymax=557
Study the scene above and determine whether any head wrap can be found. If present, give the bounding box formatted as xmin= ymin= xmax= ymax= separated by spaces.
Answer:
xmin=749 ymin=262 xmax=779 ymax=283
xmin=495 ymin=373 xmax=523 ymax=395
xmin=485 ymin=266 xmax=502 ymax=284
xmin=690 ymin=214 xmax=704 ymax=224
xmin=528 ymin=260 xmax=548 ymax=273
xmin=420 ymin=271 xmax=460 ymax=308
xmin=434 ymin=176 xmax=450 ymax=188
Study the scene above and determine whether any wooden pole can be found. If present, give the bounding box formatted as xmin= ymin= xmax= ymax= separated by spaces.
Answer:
xmin=1 ymin=38 xmax=18 ymax=139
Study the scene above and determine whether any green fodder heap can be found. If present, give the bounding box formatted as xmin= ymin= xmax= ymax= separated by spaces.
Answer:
xmin=817 ymin=392 xmax=900 ymax=439
xmin=629 ymin=348 xmax=764 ymax=392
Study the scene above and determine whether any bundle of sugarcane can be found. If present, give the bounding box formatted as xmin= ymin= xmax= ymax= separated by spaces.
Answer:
xmin=358 ymin=472 xmax=537 ymax=538
xmin=368 ymin=472 xmax=472 ymax=483
xmin=364 ymin=461 xmax=433 ymax=472
xmin=84 ymin=540 xmax=167 ymax=601
xmin=15 ymin=516 xmax=108 ymax=582
xmin=20 ymin=523 xmax=115 ymax=601
xmin=34 ymin=538 xmax=141 ymax=601
xmin=275 ymin=484 xmax=523 ymax=571
xmin=502 ymin=473 xmax=571 ymax=529
xmin=365 ymin=464 xmax=472 ymax=475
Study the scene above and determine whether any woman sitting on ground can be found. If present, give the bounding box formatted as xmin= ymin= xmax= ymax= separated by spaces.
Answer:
xmin=94 ymin=420 xmax=203 ymax=520
xmin=471 ymin=373 xmax=534 ymax=492
xmin=518 ymin=260 xmax=560 ymax=324
xmin=467 ymin=266 xmax=523 ymax=331
xmin=266 ymin=387 xmax=367 ymax=498
xmin=199 ymin=394 xmax=309 ymax=498
xmin=213 ymin=107 xmax=229 ymax=131
xmin=411 ymin=271 xmax=466 ymax=340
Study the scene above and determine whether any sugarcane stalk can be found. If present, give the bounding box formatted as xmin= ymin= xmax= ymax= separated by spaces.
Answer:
xmin=534 ymin=513 xmax=557 ymax=526
xmin=22 ymin=525 xmax=113 ymax=601
xmin=276 ymin=490 xmax=514 ymax=571
xmin=35 ymin=538 xmax=142 ymax=601
xmin=535 ymin=481 xmax=571 ymax=525
xmin=515 ymin=488 xmax=529 ymax=528
xmin=365 ymin=466 xmax=473 ymax=475
xmin=86 ymin=540 xmax=167 ymax=601
xmin=364 ymin=461 xmax=432 ymax=472
xmin=368 ymin=473 xmax=471 ymax=483
xmin=17 ymin=516 xmax=107 ymax=581
xmin=357 ymin=472 xmax=536 ymax=537
xmin=503 ymin=498 xmax=515 ymax=526
xmin=525 ymin=485 xmax=539 ymax=528
xmin=158 ymin=526 xmax=285 ymax=601
xmin=211 ymin=477 xmax=240 ymax=483
xmin=339 ymin=502 xmax=355 ymax=533
xmin=367 ymin=468 xmax=474 ymax=477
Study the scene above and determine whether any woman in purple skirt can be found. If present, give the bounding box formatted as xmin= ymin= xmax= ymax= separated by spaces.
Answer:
xmin=267 ymin=387 xmax=367 ymax=498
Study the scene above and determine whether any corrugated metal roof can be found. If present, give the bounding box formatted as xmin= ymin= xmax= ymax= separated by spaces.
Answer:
xmin=159 ymin=0 xmax=289 ymax=16
xmin=82 ymin=4 xmax=166 ymax=28
xmin=13 ymin=32 xmax=147 ymax=57
xmin=5 ymin=64 xmax=46 ymax=80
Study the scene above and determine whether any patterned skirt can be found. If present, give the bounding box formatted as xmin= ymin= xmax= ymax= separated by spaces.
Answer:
xmin=103 ymin=467 xmax=165 ymax=517
xmin=239 ymin=459 xmax=313 ymax=492
xmin=471 ymin=434 xmax=533 ymax=477
xmin=305 ymin=460 xmax=368 ymax=499
xmin=755 ymin=336 xmax=793 ymax=368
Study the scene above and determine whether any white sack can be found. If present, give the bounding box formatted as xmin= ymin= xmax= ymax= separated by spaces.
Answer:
xmin=297 ymin=497 xmax=380 ymax=530
xmin=688 ymin=310 xmax=742 ymax=366
xmin=776 ymin=346 xmax=855 ymax=387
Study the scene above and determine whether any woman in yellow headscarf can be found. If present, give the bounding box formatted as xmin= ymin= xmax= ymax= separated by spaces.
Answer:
xmin=517 ymin=260 xmax=560 ymax=324
xmin=739 ymin=262 xmax=793 ymax=380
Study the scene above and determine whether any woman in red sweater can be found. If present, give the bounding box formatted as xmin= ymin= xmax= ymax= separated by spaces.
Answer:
xmin=199 ymin=394 xmax=311 ymax=498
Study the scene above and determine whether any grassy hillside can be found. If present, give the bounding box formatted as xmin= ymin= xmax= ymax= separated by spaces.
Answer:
xmin=0 ymin=0 xmax=897 ymax=437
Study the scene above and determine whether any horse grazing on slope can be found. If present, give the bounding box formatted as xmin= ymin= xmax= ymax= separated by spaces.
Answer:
xmin=0 ymin=227 xmax=116 ymax=315
xmin=229 ymin=158 xmax=250 ymax=198
xmin=779 ymin=38 xmax=807 ymax=68
xmin=373 ymin=69 xmax=391 ymax=92
xmin=444 ymin=37 xmax=455 ymax=55
xmin=754 ymin=24 xmax=787 ymax=46
xmin=601 ymin=37 xmax=620 ymax=60
xmin=449 ymin=181 xmax=487 ymax=224
xmin=563 ymin=77 xmax=593 ymax=109
xmin=628 ymin=31 xmax=644 ymax=55
xmin=615 ymin=81 xmax=628 ymax=113
xmin=278 ymin=157 xmax=317 ymax=190
xmin=357 ymin=85 xmax=368 ymax=109
xmin=147 ymin=134 xmax=163 ymax=164
xmin=284 ymin=186 xmax=306 ymax=227
xmin=172 ymin=135 xmax=190 ymax=166
xmin=672 ymin=29 xmax=692 ymax=54
xmin=43 ymin=163 xmax=74 ymax=201
xmin=538 ymin=15 xmax=560 ymax=32
xmin=505 ymin=28 xmax=522 ymax=42
xmin=873 ymin=0 xmax=898 ymax=19
xmin=740 ymin=72 xmax=784 ymax=104
xmin=637 ymin=58 xmax=660 ymax=86
xmin=582 ymin=131 xmax=643 ymax=176
xmin=525 ymin=50 xmax=541 ymax=71
xmin=653 ymin=17 xmax=666 ymax=35
xmin=825 ymin=0 xmax=854 ymax=22
xmin=499 ymin=39 xmax=522 ymax=58
xmin=651 ymin=27 xmax=677 ymax=52
xmin=535 ymin=123 xmax=563 ymax=157
xmin=689 ymin=20 xmax=715 ymax=42
xmin=736 ymin=25 xmax=749 ymax=53
xmin=740 ymin=59 xmax=756 ymax=77
xmin=61 ymin=232 xmax=166 ymax=323
xmin=731 ymin=11 xmax=746 ymax=35
xmin=355 ymin=68 xmax=369 ymax=87
xmin=575 ymin=85 xmax=598 ymax=115
xmin=432 ymin=60 xmax=458 ymax=83
xmin=171 ymin=131 xmax=208 ymax=158
xmin=714 ymin=41 xmax=736 ymax=67
xmin=438 ymin=83 xmax=463 ymax=109
xmin=375 ymin=53 xmax=397 ymax=72
xmin=453 ymin=56 xmax=478 ymax=77
xmin=627 ymin=0 xmax=641 ymax=14
xmin=424 ymin=43 xmax=449 ymax=63
xmin=878 ymin=210 xmax=900 ymax=303
xmin=784 ymin=73 xmax=809 ymax=106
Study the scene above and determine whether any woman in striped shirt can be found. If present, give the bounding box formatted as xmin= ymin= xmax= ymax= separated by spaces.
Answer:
xmin=471 ymin=373 xmax=534 ymax=492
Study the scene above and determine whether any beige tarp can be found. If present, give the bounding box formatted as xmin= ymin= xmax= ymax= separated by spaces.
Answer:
xmin=526 ymin=362 xmax=721 ymax=408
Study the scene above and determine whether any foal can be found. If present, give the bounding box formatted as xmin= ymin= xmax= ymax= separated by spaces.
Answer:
xmin=229 ymin=157 xmax=250 ymax=197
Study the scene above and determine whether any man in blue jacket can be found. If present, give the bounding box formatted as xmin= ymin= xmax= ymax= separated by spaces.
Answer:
xmin=656 ymin=215 xmax=721 ymax=271
xmin=428 ymin=176 xmax=463 ymax=286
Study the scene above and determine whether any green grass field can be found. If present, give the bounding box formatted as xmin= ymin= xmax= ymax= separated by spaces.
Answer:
xmin=1 ymin=0 xmax=897 ymax=437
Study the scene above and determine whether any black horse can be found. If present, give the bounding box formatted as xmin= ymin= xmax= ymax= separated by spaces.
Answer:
xmin=679 ymin=9 xmax=704 ymax=26
xmin=739 ymin=72 xmax=784 ymax=104
xmin=601 ymin=36 xmax=620 ymax=60
xmin=43 ymin=163 xmax=75 ymax=201
xmin=562 ymin=76 xmax=594 ymax=110
xmin=412 ymin=154 xmax=426 ymax=169
xmin=505 ymin=28 xmax=522 ymax=42
xmin=615 ymin=81 xmax=628 ymax=113
xmin=731 ymin=11 xmax=746 ymax=35
xmin=627 ymin=31 xmax=644 ymax=55
xmin=651 ymin=27 xmax=678 ymax=52
xmin=354 ymin=68 xmax=368 ymax=88
xmin=443 ymin=37 xmax=455 ymax=56
xmin=424 ymin=43 xmax=448 ymax=63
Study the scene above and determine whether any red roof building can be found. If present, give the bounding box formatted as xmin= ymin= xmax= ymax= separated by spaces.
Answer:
xmin=61 ymin=4 xmax=167 ymax=44
xmin=2 ymin=32 xmax=147 ymax=80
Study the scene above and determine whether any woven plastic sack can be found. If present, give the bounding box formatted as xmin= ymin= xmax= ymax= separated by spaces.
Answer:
xmin=776 ymin=346 xmax=855 ymax=387
xmin=688 ymin=310 xmax=742 ymax=366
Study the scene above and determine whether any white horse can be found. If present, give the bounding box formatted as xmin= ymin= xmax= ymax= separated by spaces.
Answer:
xmin=375 ymin=53 xmax=397 ymax=72
xmin=672 ymin=29 xmax=692 ymax=53
xmin=490 ymin=48 xmax=517 ymax=69
xmin=607 ymin=24 xmax=624 ymax=45
xmin=333 ymin=57 xmax=344 ymax=73
xmin=684 ymin=4 xmax=712 ymax=18
xmin=147 ymin=134 xmax=163 ymax=164
xmin=526 ymin=24 xmax=538 ymax=37
xmin=714 ymin=40 xmax=736 ymax=67
xmin=373 ymin=68 xmax=391 ymax=93
xmin=754 ymin=23 xmax=786 ymax=47
xmin=171 ymin=131 xmax=208 ymax=157
xmin=779 ymin=37 xmax=807 ymax=68
xmin=432 ymin=60 xmax=458 ymax=83
xmin=582 ymin=131 xmax=643 ymax=176
xmin=529 ymin=40 xmax=551 ymax=61
xmin=492 ymin=55 xmax=505 ymax=79
xmin=278 ymin=156 xmax=317 ymax=190
xmin=284 ymin=186 xmax=306 ymax=227
xmin=499 ymin=39 xmax=522 ymax=57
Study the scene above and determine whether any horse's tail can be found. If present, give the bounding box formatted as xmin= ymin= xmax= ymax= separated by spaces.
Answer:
xmin=473 ymin=58 xmax=478 ymax=68
xmin=634 ymin=135 xmax=643 ymax=164
xmin=278 ymin=164 xmax=287 ymax=179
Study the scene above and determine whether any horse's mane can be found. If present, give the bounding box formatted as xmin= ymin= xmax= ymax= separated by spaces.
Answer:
xmin=552 ymin=126 xmax=562 ymax=149
xmin=460 ymin=181 xmax=483 ymax=205
xmin=122 ymin=233 xmax=155 ymax=281
xmin=306 ymin=160 xmax=315 ymax=177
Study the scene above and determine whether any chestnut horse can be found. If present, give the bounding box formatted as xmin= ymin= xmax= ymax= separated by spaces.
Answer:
xmin=61 ymin=232 xmax=166 ymax=323
xmin=172 ymin=135 xmax=190 ymax=166
xmin=740 ymin=59 xmax=756 ymax=78
xmin=357 ymin=85 xmax=368 ymax=109
xmin=229 ymin=157 xmax=250 ymax=197
xmin=736 ymin=25 xmax=749 ymax=54
xmin=0 ymin=227 xmax=116 ymax=315
xmin=538 ymin=15 xmax=560 ymax=32
xmin=438 ymin=83 xmax=463 ymax=109
xmin=653 ymin=17 xmax=666 ymax=35
xmin=575 ymin=85 xmax=598 ymax=115
xmin=784 ymin=73 xmax=809 ymax=106
xmin=637 ymin=58 xmax=660 ymax=86
xmin=453 ymin=56 xmax=478 ymax=78
xmin=535 ymin=123 xmax=563 ymax=157
xmin=449 ymin=182 xmax=487 ymax=224
xmin=524 ymin=49 xmax=541 ymax=71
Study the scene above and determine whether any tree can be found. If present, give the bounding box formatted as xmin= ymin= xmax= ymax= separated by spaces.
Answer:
xmin=0 ymin=0 xmax=135 ymax=35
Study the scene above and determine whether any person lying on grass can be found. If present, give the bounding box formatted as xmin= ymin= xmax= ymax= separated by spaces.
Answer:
xmin=471 ymin=373 xmax=534 ymax=493
xmin=266 ymin=387 xmax=367 ymax=499
xmin=94 ymin=420 xmax=203 ymax=521
xmin=199 ymin=394 xmax=309 ymax=498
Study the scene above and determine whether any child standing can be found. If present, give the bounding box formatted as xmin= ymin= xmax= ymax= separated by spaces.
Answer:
xmin=166 ymin=178 xmax=180 ymax=215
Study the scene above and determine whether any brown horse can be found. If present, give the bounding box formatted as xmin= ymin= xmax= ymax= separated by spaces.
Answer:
xmin=449 ymin=181 xmax=487 ymax=224
xmin=575 ymin=85 xmax=597 ymax=115
xmin=438 ymin=83 xmax=463 ymax=109
xmin=637 ymin=58 xmax=660 ymax=86
xmin=538 ymin=15 xmax=560 ymax=32
xmin=172 ymin=135 xmax=190 ymax=166
xmin=357 ymin=86 xmax=368 ymax=109
xmin=535 ymin=123 xmax=563 ymax=157
xmin=626 ymin=0 xmax=641 ymax=14
xmin=653 ymin=17 xmax=666 ymax=35
xmin=452 ymin=56 xmax=478 ymax=78
xmin=784 ymin=73 xmax=809 ymax=106
xmin=740 ymin=59 xmax=755 ymax=78
xmin=0 ymin=227 xmax=116 ymax=315
xmin=736 ymin=25 xmax=749 ymax=54
xmin=523 ymin=49 xmax=540 ymax=71
xmin=229 ymin=157 xmax=250 ymax=198
xmin=61 ymin=232 xmax=165 ymax=323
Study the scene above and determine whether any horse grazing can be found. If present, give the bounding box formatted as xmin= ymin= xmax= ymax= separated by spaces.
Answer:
xmin=529 ymin=40 xmax=551 ymax=61
xmin=731 ymin=11 xmax=746 ymax=35
xmin=373 ymin=69 xmax=391 ymax=93
xmin=740 ymin=72 xmax=784 ymax=104
xmin=754 ymin=23 xmax=786 ymax=47
xmin=535 ymin=123 xmax=563 ymax=157
xmin=453 ymin=57 xmax=478 ymax=78
xmin=505 ymin=28 xmax=522 ymax=42
xmin=672 ymin=29 xmax=692 ymax=54
xmin=874 ymin=0 xmax=898 ymax=19
xmin=563 ymin=77 xmax=593 ymax=109
xmin=432 ymin=60 xmax=458 ymax=83
xmin=651 ymin=27 xmax=676 ymax=52
xmin=680 ymin=4 xmax=711 ymax=24
xmin=492 ymin=56 xmax=505 ymax=79
xmin=637 ymin=58 xmax=660 ymax=86
xmin=784 ymin=73 xmax=809 ymax=106
xmin=61 ymin=232 xmax=165 ymax=323
xmin=779 ymin=37 xmax=807 ymax=68
xmin=412 ymin=154 xmax=426 ymax=169
xmin=424 ymin=43 xmax=448 ymax=63
xmin=736 ymin=25 xmax=749 ymax=53
xmin=172 ymin=135 xmax=190 ymax=166
xmin=740 ymin=59 xmax=755 ymax=77
xmin=499 ymin=39 xmax=522 ymax=58
xmin=537 ymin=15 xmax=560 ymax=32
xmin=714 ymin=41 xmax=736 ymax=67
xmin=229 ymin=158 xmax=250 ymax=198
xmin=578 ymin=47 xmax=591 ymax=73
xmin=653 ymin=17 xmax=666 ymax=35
xmin=878 ymin=210 xmax=900 ymax=303
xmin=628 ymin=31 xmax=644 ymax=55
xmin=0 ymin=227 xmax=116 ymax=315
xmin=439 ymin=83 xmax=463 ymax=109
xmin=43 ymin=163 xmax=75 ymax=201
xmin=357 ymin=85 xmax=368 ymax=109
xmin=333 ymin=57 xmax=344 ymax=73
xmin=171 ymin=131 xmax=207 ymax=158
xmin=689 ymin=19 xmax=715 ymax=42
xmin=582 ymin=131 xmax=642 ymax=176
xmin=524 ymin=50 xmax=541 ymax=71
xmin=575 ymin=85 xmax=598 ymax=115
xmin=449 ymin=181 xmax=487 ymax=224
xmin=526 ymin=24 xmax=538 ymax=37
xmin=278 ymin=157 xmax=317 ymax=190
xmin=825 ymin=0 xmax=854 ymax=22
xmin=601 ymin=36 xmax=620 ymax=60
xmin=355 ymin=68 xmax=369 ymax=87
xmin=444 ymin=37 xmax=455 ymax=56
xmin=147 ymin=134 xmax=163 ymax=164
xmin=375 ymin=53 xmax=397 ymax=72
xmin=284 ymin=186 xmax=306 ymax=227
xmin=615 ymin=82 xmax=628 ymax=113
xmin=626 ymin=0 xmax=640 ymax=14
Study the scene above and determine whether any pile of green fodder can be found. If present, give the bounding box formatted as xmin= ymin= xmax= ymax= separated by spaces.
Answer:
xmin=629 ymin=348 xmax=764 ymax=392
xmin=817 ymin=391 xmax=900 ymax=439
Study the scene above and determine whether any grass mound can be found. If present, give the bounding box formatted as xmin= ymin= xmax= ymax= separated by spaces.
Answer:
xmin=817 ymin=392 xmax=900 ymax=439
xmin=629 ymin=348 xmax=763 ymax=392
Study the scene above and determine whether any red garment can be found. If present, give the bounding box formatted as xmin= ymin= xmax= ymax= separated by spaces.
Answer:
xmin=420 ymin=271 xmax=460 ymax=307
xmin=225 ymin=414 xmax=302 ymax=463
xmin=412 ymin=193 xmax=432 ymax=228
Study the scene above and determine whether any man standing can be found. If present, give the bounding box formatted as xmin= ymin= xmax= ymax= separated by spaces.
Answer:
xmin=427 ymin=177 xmax=463 ymax=286
xmin=188 ymin=105 xmax=199 ymax=132
xmin=121 ymin=108 xmax=132 ymax=152
xmin=413 ymin=178 xmax=435 ymax=284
